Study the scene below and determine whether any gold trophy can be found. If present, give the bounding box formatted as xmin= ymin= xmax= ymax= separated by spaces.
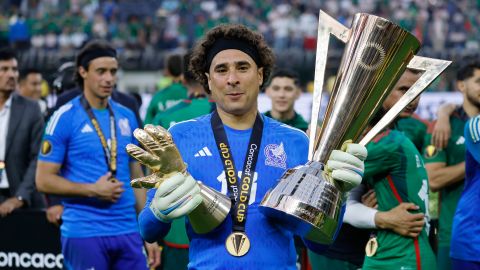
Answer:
xmin=259 ymin=10 xmax=451 ymax=244
xmin=126 ymin=125 xmax=231 ymax=234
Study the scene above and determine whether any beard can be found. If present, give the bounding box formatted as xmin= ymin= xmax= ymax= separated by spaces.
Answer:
xmin=466 ymin=90 xmax=480 ymax=111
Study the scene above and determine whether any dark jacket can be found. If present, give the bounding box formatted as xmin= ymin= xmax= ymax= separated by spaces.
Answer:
xmin=4 ymin=93 xmax=45 ymax=207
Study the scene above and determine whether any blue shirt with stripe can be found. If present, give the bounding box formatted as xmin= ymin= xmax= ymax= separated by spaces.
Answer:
xmin=138 ymin=113 xmax=319 ymax=269
xmin=39 ymin=96 xmax=140 ymax=238
xmin=451 ymin=115 xmax=480 ymax=261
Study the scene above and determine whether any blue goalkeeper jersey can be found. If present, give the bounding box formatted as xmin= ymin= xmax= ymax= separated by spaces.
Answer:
xmin=139 ymin=113 xmax=311 ymax=269
xmin=451 ymin=115 xmax=480 ymax=261
xmin=39 ymin=96 xmax=140 ymax=238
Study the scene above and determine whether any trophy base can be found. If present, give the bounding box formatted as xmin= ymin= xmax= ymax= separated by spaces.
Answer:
xmin=259 ymin=162 xmax=343 ymax=244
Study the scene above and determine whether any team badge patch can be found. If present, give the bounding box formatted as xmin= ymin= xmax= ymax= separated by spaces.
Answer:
xmin=424 ymin=145 xmax=438 ymax=159
xmin=264 ymin=143 xmax=287 ymax=169
xmin=119 ymin=118 xmax=131 ymax=136
xmin=41 ymin=140 xmax=52 ymax=156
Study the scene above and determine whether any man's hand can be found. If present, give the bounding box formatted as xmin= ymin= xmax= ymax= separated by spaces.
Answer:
xmin=431 ymin=103 xmax=456 ymax=149
xmin=431 ymin=119 xmax=451 ymax=149
xmin=150 ymin=172 xmax=202 ymax=222
xmin=144 ymin=241 xmax=161 ymax=268
xmin=46 ymin=205 xmax=64 ymax=226
xmin=91 ymin=172 xmax=124 ymax=202
xmin=374 ymin=202 xmax=425 ymax=238
xmin=0 ymin=197 xmax=24 ymax=217
xmin=361 ymin=189 xmax=377 ymax=209
xmin=326 ymin=141 xmax=367 ymax=192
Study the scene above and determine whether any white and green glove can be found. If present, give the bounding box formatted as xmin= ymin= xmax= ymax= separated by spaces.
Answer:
xmin=326 ymin=141 xmax=368 ymax=192
xmin=150 ymin=172 xmax=202 ymax=222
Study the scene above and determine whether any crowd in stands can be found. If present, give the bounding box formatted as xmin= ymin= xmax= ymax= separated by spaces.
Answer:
xmin=0 ymin=0 xmax=477 ymax=92
xmin=1 ymin=0 xmax=479 ymax=55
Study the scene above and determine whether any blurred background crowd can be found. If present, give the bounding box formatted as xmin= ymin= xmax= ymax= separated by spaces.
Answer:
xmin=1 ymin=0 xmax=479 ymax=92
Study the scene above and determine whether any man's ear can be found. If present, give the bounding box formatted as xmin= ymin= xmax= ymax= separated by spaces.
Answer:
xmin=78 ymin=66 xmax=87 ymax=79
xmin=258 ymin=67 xmax=263 ymax=86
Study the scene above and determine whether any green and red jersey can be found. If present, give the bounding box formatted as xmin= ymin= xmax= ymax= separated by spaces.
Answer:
xmin=362 ymin=130 xmax=436 ymax=270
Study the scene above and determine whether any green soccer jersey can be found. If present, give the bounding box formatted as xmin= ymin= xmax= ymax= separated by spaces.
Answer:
xmin=264 ymin=111 xmax=309 ymax=131
xmin=152 ymin=98 xmax=214 ymax=129
xmin=144 ymin=82 xmax=187 ymax=125
xmin=422 ymin=107 xmax=468 ymax=248
xmin=362 ymin=130 xmax=436 ymax=270
xmin=394 ymin=114 xmax=429 ymax=152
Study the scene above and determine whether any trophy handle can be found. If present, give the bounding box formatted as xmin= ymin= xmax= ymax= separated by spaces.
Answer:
xmin=308 ymin=11 xmax=351 ymax=160
xmin=359 ymin=56 xmax=451 ymax=146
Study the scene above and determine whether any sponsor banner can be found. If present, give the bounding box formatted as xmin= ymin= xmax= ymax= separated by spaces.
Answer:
xmin=0 ymin=210 xmax=62 ymax=269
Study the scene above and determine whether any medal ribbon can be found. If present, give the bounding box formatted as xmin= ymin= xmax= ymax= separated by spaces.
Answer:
xmin=80 ymin=95 xmax=117 ymax=177
xmin=211 ymin=110 xmax=263 ymax=232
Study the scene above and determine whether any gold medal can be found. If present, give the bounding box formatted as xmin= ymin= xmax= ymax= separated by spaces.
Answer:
xmin=225 ymin=232 xmax=250 ymax=257
xmin=0 ymin=161 xmax=4 ymax=170
xmin=365 ymin=236 xmax=378 ymax=257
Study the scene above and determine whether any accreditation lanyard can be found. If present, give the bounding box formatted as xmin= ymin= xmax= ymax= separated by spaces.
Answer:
xmin=80 ymin=96 xmax=117 ymax=178
xmin=211 ymin=110 xmax=263 ymax=232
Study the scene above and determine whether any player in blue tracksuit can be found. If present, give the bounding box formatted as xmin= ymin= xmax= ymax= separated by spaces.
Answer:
xmin=36 ymin=41 xmax=160 ymax=270
xmin=133 ymin=24 xmax=368 ymax=269
xmin=450 ymin=115 xmax=480 ymax=270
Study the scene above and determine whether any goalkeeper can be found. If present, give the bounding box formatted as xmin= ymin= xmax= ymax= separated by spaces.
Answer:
xmin=131 ymin=24 xmax=367 ymax=269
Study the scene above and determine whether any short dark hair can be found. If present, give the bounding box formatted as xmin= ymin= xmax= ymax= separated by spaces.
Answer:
xmin=267 ymin=69 xmax=300 ymax=87
xmin=19 ymin=68 xmax=41 ymax=82
xmin=165 ymin=54 xmax=184 ymax=77
xmin=74 ymin=40 xmax=117 ymax=88
xmin=0 ymin=47 xmax=17 ymax=62
xmin=189 ymin=24 xmax=275 ymax=94
xmin=457 ymin=60 xmax=480 ymax=81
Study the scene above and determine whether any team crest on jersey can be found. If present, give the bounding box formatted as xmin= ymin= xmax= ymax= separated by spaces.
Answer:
xmin=264 ymin=143 xmax=287 ymax=169
xmin=424 ymin=145 xmax=438 ymax=159
xmin=41 ymin=140 xmax=52 ymax=156
xmin=118 ymin=118 xmax=131 ymax=136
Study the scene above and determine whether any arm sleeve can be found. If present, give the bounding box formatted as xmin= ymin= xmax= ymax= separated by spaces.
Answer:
xmin=465 ymin=116 xmax=480 ymax=163
xmin=16 ymin=104 xmax=45 ymax=206
xmin=344 ymin=184 xmax=378 ymax=229
xmin=39 ymin=106 xmax=71 ymax=164
xmin=138 ymin=188 xmax=172 ymax=243
xmin=363 ymin=138 xmax=395 ymax=181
